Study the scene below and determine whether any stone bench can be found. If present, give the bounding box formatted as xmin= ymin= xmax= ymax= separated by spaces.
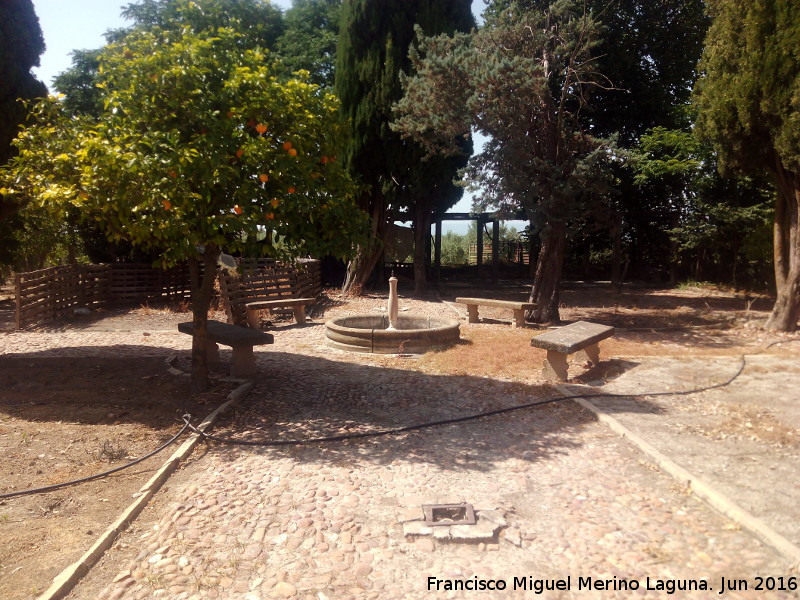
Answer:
xmin=245 ymin=297 xmax=316 ymax=328
xmin=178 ymin=320 xmax=274 ymax=377
xmin=454 ymin=297 xmax=536 ymax=328
xmin=530 ymin=320 xmax=615 ymax=381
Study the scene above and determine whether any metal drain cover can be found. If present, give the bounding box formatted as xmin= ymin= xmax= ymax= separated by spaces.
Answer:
xmin=422 ymin=503 xmax=476 ymax=526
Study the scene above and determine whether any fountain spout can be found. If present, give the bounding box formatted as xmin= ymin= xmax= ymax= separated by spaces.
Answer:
xmin=387 ymin=274 xmax=399 ymax=330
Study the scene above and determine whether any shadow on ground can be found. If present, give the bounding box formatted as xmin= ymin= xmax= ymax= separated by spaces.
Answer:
xmin=199 ymin=349 xmax=665 ymax=473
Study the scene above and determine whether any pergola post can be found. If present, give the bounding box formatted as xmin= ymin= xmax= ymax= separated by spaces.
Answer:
xmin=434 ymin=219 xmax=442 ymax=284
xmin=476 ymin=215 xmax=485 ymax=276
xmin=492 ymin=218 xmax=500 ymax=283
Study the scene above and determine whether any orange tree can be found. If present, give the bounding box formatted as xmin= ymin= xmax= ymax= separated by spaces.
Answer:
xmin=4 ymin=24 xmax=365 ymax=391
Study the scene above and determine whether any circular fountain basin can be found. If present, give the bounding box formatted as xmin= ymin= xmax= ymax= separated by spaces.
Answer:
xmin=325 ymin=314 xmax=461 ymax=354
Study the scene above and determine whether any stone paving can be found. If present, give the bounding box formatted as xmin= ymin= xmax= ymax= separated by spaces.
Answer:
xmin=3 ymin=299 xmax=799 ymax=599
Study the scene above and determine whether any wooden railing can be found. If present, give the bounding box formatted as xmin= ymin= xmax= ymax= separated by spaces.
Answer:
xmin=14 ymin=263 xmax=191 ymax=329
xmin=14 ymin=259 xmax=320 ymax=330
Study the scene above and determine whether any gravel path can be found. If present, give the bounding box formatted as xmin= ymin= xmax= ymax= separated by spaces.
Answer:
xmin=2 ymin=297 xmax=798 ymax=599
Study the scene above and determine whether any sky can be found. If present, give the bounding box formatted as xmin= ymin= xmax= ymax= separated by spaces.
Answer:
xmin=30 ymin=0 xmax=500 ymax=236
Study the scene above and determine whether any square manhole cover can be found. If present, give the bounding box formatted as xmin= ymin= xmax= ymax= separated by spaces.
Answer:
xmin=422 ymin=503 xmax=476 ymax=526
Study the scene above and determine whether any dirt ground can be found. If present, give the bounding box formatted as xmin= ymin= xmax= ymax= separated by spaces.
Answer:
xmin=0 ymin=288 xmax=235 ymax=599
xmin=0 ymin=279 xmax=798 ymax=599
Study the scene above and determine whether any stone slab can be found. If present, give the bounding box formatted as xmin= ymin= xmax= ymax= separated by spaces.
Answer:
xmin=530 ymin=320 xmax=614 ymax=354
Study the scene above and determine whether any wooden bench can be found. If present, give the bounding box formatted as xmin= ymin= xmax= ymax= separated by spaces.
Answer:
xmin=217 ymin=264 xmax=320 ymax=327
xmin=455 ymin=297 xmax=536 ymax=328
xmin=178 ymin=320 xmax=274 ymax=377
xmin=530 ymin=320 xmax=615 ymax=381
xmin=245 ymin=297 xmax=316 ymax=328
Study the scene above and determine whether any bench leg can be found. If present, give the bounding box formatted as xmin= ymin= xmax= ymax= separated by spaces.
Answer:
xmin=246 ymin=308 xmax=260 ymax=329
xmin=574 ymin=342 xmax=600 ymax=367
xmin=230 ymin=346 xmax=256 ymax=377
xmin=542 ymin=350 xmax=569 ymax=382
xmin=292 ymin=304 xmax=307 ymax=324
xmin=207 ymin=342 xmax=220 ymax=364
xmin=512 ymin=309 xmax=525 ymax=328
xmin=466 ymin=305 xmax=479 ymax=324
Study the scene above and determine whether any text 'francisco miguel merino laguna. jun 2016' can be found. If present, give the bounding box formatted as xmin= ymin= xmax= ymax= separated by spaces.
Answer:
xmin=426 ymin=574 xmax=798 ymax=595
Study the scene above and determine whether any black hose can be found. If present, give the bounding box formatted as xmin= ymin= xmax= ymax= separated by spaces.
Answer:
xmin=4 ymin=338 xmax=796 ymax=497
xmin=0 ymin=418 xmax=193 ymax=500
xmin=185 ymin=347 xmax=757 ymax=447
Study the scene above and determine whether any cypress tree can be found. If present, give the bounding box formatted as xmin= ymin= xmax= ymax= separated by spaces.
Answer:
xmin=335 ymin=0 xmax=474 ymax=294
xmin=0 ymin=0 xmax=47 ymax=219
xmin=695 ymin=0 xmax=800 ymax=331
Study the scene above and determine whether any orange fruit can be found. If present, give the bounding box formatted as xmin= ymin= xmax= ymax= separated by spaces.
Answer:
xmin=259 ymin=173 xmax=269 ymax=183
xmin=321 ymin=156 xmax=328 ymax=164
xmin=282 ymin=141 xmax=293 ymax=151
xmin=287 ymin=187 xmax=296 ymax=194
xmin=162 ymin=199 xmax=172 ymax=210
xmin=236 ymin=148 xmax=245 ymax=158
xmin=168 ymin=170 xmax=178 ymax=178
xmin=288 ymin=148 xmax=297 ymax=157
xmin=234 ymin=205 xmax=243 ymax=215
xmin=266 ymin=212 xmax=275 ymax=220
xmin=256 ymin=123 xmax=268 ymax=134
xmin=270 ymin=198 xmax=279 ymax=208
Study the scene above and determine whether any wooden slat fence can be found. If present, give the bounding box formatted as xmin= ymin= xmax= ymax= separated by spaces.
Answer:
xmin=108 ymin=263 xmax=191 ymax=303
xmin=15 ymin=259 xmax=319 ymax=330
xmin=468 ymin=241 xmax=530 ymax=266
xmin=15 ymin=263 xmax=191 ymax=330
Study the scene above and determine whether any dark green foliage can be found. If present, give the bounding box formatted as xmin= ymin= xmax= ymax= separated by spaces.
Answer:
xmin=0 ymin=0 xmax=47 ymax=182
xmin=276 ymin=0 xmax=341 ymax=88
xmin=336 ymin=0 xmax=473 ymax=186
xmin=632 ymin=127 xmax=773 ymax=288
xmin=335 ymin=0 xmax=475 ymax=293
xmin=694 ymin=0 xmax=800 ymax=175
xmin=121 ymin=0 xmax=285 ymax=48
xmin=694 ymin=0 xmax=800 ymax=330
xmin=52 ymin=50 xmax=104 ymax=117
xmin=484 ymin=0 xmax=709 ymax=142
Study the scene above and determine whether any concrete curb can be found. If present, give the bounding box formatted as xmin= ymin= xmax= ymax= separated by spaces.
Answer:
xmin=36 ymin=379 xmax=254 ymax=600
xmin=557 ymin=384 xmax=800 ymax=570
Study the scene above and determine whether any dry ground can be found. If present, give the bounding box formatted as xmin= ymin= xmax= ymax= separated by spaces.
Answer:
xmin=0 ymin=290 xmax=234 ymax=599
xmin=0 ymin=279 xmax=798 ymax=598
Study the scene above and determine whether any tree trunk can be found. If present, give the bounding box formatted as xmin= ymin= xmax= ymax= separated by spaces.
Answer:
xmin=765 ymin=164 xmax=800 ymax=332
xmin=527 ymin=222 xmax=567 ymax=324
xmin=528 ymin=219 xmax=537 ymax=279
xmin=342 ymin=194 xmax=387 ymax=296
xmin=188 ymin=244 xmax=220 ymax=393
xmin=412 ymin=197 xmax=435 ymax=296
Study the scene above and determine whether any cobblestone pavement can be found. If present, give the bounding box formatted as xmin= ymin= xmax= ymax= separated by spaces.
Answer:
xmin=3 ymin=298 xmax=798 ymax=600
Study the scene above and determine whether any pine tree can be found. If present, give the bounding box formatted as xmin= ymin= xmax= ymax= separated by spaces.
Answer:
xmin=694 ymin=0 xmax=800 ymax=331
xmin=0 ymin=0 xmax=47 ymax=220
xmin=393 ymin=2 xmax=613 ymax=322
xmin=335 ymin=0 xmax=474 ymax=294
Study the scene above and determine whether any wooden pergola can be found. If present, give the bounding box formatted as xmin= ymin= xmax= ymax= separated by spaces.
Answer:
xmin=429 ymin=210 xmax=528 ymax=283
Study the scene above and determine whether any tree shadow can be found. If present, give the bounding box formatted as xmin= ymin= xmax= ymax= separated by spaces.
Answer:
xmin=203 ymin=349 xmax=665 ymax=473
xmin=0 ymin=339 xmax=669 ymax=476
xmin=0 ymin=351 xmax=228 ymax=431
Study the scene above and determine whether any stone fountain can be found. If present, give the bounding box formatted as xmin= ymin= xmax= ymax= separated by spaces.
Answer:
xmin=325 ymin=275 xmax=460 ymax=353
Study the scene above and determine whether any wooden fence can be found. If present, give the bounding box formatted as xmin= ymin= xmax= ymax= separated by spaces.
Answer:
xmin=467 ymin=241 xmax=530 ymax=266
xmin=15 ymin=259 xmax=321 ymax=330
xmin=14 ymin=263 xmax=191 ymax=330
